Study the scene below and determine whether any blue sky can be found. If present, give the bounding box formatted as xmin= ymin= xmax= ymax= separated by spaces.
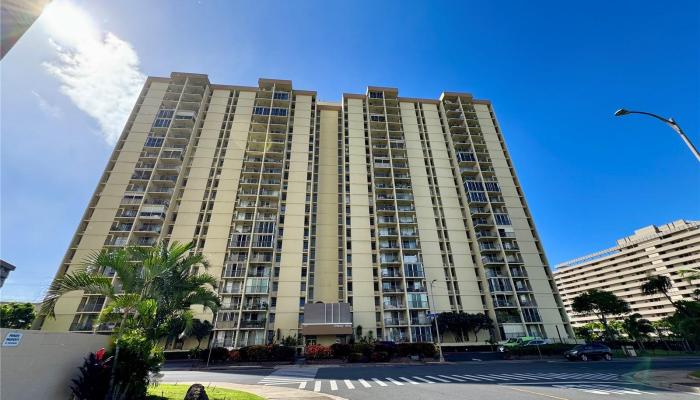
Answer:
xmin=1 ymin=0 xmax=698 ymax=302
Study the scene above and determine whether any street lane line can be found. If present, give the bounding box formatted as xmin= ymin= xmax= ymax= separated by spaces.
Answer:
xmin=412 ymin=376 xmax=435 ymax=384
xmin=492 ymin=374 xmax=527 ymax=381
xmin=508 ymin=373 xmax=544 ymax=380
xmin=330 ymin=380 xmax=338 ymax=391
xmin=480 ymin=375 xmax=508 ymax=381
xmin=439 ymin=375 xmax=465 ymax=382
xmin=509 ymin=387 xmax=571 ymax=400
xmin=299 ymin=382 xmax=307 ymax=389
xmin=372 ymin=378 xmax=388 ymax=386
xmin=358 ymin=379 xmax=371 ymax=388
xmin=386 ymin=377 xmax=404 ymax=385
xmin=456 ymin=374 xmax=481 ymax=381
xmin=425 ymin=375 xmax=450 ymax=382
xmin=314 ymin=381 xmax=321 ymax=392
xmin=344 ymin=380 xmax=355 ymax=389
xmin=472 ymin=375 xmax=495 ymax=381
xmin=399 ymin=377 xmax=419 ymax=384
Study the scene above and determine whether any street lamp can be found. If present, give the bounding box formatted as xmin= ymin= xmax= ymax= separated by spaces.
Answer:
xmin=428 ymin=279 xmax=445 ymax=363
xmin=614 ymin=108 xmax=700 ymax=162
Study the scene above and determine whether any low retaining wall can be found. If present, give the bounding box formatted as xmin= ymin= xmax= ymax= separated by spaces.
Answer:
xmin=1 ymin=328 xmax=110 ymax=400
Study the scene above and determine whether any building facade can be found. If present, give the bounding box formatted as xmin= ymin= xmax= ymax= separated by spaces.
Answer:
xmin=40 ymin=72 xmax=572 ymax=347
xmin=554 ymin=220 xmax=700 ymax=326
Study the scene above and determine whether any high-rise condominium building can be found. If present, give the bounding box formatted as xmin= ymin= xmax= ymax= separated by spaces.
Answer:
xmin=40 ymin=72 xmax=572 ymax=347
xmin=554 ymin=220 xmax=700 ymax=326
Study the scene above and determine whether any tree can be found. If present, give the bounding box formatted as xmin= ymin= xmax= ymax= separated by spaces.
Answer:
xmin=571 ymin=289 xmax=630 ymax=341
xmin=0 ymin=302 xmax=36 ymax=329
xmin=622 ymin=313 xmax=654 ymax=349
xmin=641 ymin=275 xmax=676 ymax=306
xmin=470 ymin=313 xmax=494 ymax=342
xmin=191 ymin=319 xmax=213 ymax=350
xmin=40 ymin=241 xmax=220 ymax=399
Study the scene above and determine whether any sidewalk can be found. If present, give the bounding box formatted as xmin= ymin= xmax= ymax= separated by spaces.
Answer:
xmin=168 ymin=381 xmax=347 ymax=400
xmin=630 ymin=370 xmax=700 ymax=394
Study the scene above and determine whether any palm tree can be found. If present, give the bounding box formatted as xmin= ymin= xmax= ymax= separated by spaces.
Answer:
xmin=641 ymin=275 xmax=675 ymax=306
xmin=40 ymin=241 xmax=220 ymax=399
xmin=41 ymin=241 xmax=220 ymax=340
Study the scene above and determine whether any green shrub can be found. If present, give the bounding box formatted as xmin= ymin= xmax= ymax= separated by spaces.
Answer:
xmin=243 ymin=345 xmax=270 ymax=361
xmin=347 ymin=353 xmax=364 ymax=363
xmin=373 ymin=342 xmax=397 ymax=357
xmin=70 ymin=352 xmax=110 ymax=400
xmin=330 ymin=343 xmax=352 ymax=359
xmin=370 ymin=351 xmax=390 ymax=362
xmin=352 ymin=343 xmax=374 ymax=356
xmin=113 ymin=330 xmax=164 ymax=399
xmin=201 ymin=346 xmax=230 ymax=363
xmin=269 ymin=345 xmax=295 ymax=361
xmin=397 ymin=342 xmax=436 ymax=357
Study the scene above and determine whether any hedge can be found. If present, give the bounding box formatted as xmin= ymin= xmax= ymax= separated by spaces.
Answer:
xmin=397 ymin=342 xmax=437 ymax=357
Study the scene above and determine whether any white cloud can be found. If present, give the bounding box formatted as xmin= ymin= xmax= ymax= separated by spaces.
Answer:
xmin=31 ymin=90 xmax=62 ymax=118
xmin=41 ymin=1 xmax=145 ymax=145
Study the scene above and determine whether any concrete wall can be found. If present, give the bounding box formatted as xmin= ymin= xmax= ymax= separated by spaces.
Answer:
xmin=1 ymin=329 xmax=110 ymax=400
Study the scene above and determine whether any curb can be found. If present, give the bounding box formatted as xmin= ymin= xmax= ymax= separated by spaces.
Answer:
xmin=160 ymin=381 xmax=348 ymax=400
xmin=627 ymin=371 xmax=700 ymax=394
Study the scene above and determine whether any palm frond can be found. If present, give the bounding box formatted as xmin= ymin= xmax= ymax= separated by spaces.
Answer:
xmin=41 ymin=272 xmax=113 ymax=318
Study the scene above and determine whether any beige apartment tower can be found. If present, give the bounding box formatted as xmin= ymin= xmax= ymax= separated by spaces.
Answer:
xmin=554 ymin=220 xmax=700 ymax=326
xmin=40 ymin=72 xmax=572 ymax=347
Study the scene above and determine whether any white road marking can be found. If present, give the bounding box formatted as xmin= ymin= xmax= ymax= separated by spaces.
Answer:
xmin=457 ymin=374 xmax=482 ymax=381
xmin=399 ymin=377 xmax=420 ymax=384
xmin=492 ymin=374 xmax=527 ymax=381
xmin=314 ymin=381 xmax=321 ymax=392
xmin=413 ymin=376 xmax=435 ymax=384
xmin=358 ymin=379 xmax=372 ymax=388
xmin=330 ymin=380 xmax=338 ymax=391
xmin=439 ymin=375 xmax=465 ymax=382
xmin=480 ymin=375 xmax=508 ymax=381
xmin=298 ymin=382 xmax=307 ymax=389
xmin=372 ymin=378 xmax=388 ymax=387
xmin=386 ymin=377 xmax=404 ymax=385
xmin=425 ymin=375 xmax=451 ymax=382
xmin=344 ymin=380 xmax=355 ymax=389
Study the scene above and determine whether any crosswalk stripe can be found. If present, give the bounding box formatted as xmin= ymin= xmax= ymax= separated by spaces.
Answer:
xmin=330 ymin=380 xmax=338 ymax=391
xmin=344 ymin=380 xmax=355 ymax=389
xmin=439 ymin=375 xmax=465 ymax=382
xmin=358 ymin=379 xmax=371 ymax=388
xmin=507 ymin=373 xmax=542 ymax=380
xmin=479 ymin=375 xmax=507 ymax=381
xmin=492 ymin=374 xmax=527 ymax=381
xmin=425 ymin=375 xmax=450 ymax=383
xmin=314 ymin=381 xmax=321 ymax=392
xmin=298 ymin=382 xmax=307 ymax=389
xmin=456 ymin=374 xmax=481 ymax=381
xmin=372 ymin=378 xmax=388 ymax=387
xmin=386 ymin=377 xmax=404 ymax=386
xmin=399 ymin=377 xmax=420 ymax=384
xmin=471 ymin=375 xmax=495 ymax=381
xmin=412 ymin=376 xmax=435 ymax=384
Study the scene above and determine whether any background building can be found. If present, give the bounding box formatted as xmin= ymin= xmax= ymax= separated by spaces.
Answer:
xmin=39 ymin=72 xmax=572 ymax=347
xmin=0 ymin=259 xmax=17 ymax=288
xmin=1 ymin=0 xmax=51 ymax=59
xmin=554 ymin=220 xmax=700 ymax=326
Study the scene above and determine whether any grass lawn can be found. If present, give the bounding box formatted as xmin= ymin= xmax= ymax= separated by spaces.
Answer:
xmin=690 ymin=370 xmax=700 ymax=379
xmin=147 ymin=384 xmax=263 ymax=400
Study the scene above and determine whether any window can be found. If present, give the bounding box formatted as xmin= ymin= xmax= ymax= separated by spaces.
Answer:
xmin=485 ymin=182 xmax=500 ymax=192
xmin=157 ymin=109 xmax=174 ymax=118
xmin=370 ymin=115 xmax=385 ymax=122
xmin=270 ymin=107 xmax=288 ymax=116
xmin=495 ymin=214 xmax=511 ymax=225
xmin=253 ymin=106 xmax=270 ymax=115
xmin=465 ymin=180 xmax=484 ymax=192
xmin=369 ymin=91 xmax=383 ymax=99
xmin=273 ymin=92 xmax=289 ymax=100
xmin=144 ymin=137 xmax=164 ymax=147
xmin=469 ymin=192 xmax=488 ymax=202
xmin=153 ymin=118 xmax=170 ymax=128
xmin=457 ymin=152 xmax=476 ymax=162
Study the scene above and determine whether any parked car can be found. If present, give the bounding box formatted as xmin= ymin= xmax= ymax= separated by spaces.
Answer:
xmin=564 ymin=343 xmax=612 ymax=361
xmin=498 ymin=336 xmax=544 ymax=352
xmin=522 ymin=339 xmax=548 ymax=347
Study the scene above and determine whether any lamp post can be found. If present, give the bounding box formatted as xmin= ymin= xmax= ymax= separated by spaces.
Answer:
xmin=614 ymin=108 xmax=700 ymax=162
xmin=428 ymin=279 xmax=445 ymax=363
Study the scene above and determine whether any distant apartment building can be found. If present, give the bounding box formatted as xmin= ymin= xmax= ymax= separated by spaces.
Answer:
xmin=554 ymin=220 xmax=700 ymax=326
xmin=1 ymin=0 xmax=51 ymax=58
xmin=39 ymin=72 xmax=572 ymax=347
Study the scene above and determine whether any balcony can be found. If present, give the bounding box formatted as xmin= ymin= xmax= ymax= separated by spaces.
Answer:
xmin=382 ymin=286 xmax=403 ymax=293
xmin=383 ymin=302 xmax=406 ymax=310
xmin=384 ymin=318 xmax=408 ymax=326
xmin=240 ymin=320 xmax=266 ymax=329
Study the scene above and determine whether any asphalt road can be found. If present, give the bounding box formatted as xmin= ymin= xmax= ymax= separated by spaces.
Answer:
xmin=162 ymin=357 xmax=700 ymax=400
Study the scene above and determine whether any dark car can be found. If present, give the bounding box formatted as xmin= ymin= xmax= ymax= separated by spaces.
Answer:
xmin=564 ymin=344 xmax=612 ymax=361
